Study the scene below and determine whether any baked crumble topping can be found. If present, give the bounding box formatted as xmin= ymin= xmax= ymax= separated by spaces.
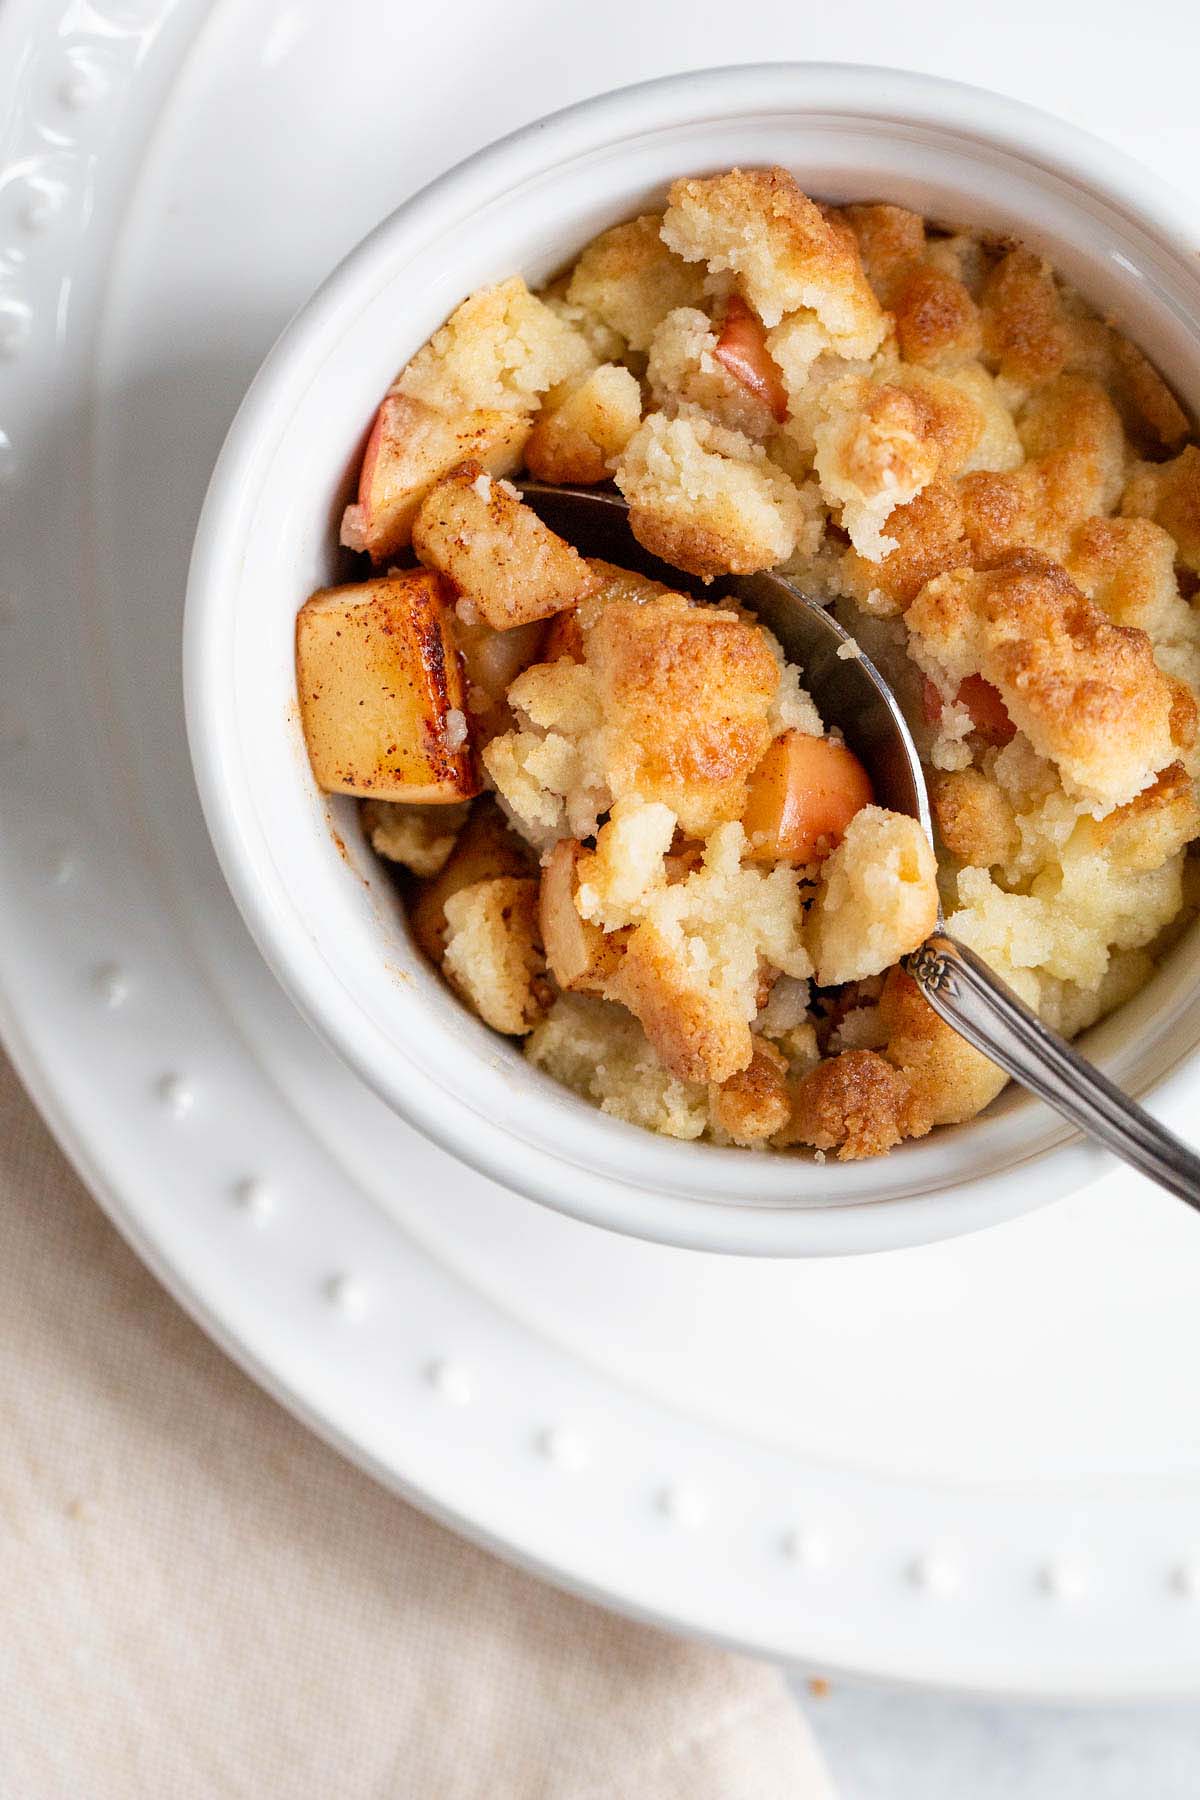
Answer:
xmin=295 ymin=167 xmax=1200 ymax=1159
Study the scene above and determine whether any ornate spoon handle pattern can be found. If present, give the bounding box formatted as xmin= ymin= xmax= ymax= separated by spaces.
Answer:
xmin=904 ymin=936 xmax=1200 ymax=1206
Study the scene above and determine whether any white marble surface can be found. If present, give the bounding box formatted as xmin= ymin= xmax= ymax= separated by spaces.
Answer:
xmin=792 ymin=1673 xmax=1200 ymax=1795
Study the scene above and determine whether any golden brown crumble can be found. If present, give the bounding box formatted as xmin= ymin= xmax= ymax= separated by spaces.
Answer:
xmin=294 ymin=166 xmax=1200 ymax=1158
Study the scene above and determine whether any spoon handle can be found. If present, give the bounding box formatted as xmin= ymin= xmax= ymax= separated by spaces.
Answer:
xmin=903 ymin=934 xmax=1200 ymax=1207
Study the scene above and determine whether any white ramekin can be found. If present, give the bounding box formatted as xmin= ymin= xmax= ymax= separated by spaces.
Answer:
xmin=184 ymin=63 xmax=1200 ymax=1256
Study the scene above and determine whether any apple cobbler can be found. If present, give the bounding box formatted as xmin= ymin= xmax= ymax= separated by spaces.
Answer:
xmin=295 ymin=167 xmax=1200 ymax=1159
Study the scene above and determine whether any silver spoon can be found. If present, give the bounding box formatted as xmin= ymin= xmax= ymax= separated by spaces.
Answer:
xmin=520 ymin=480 xmax=1200 ymax=1205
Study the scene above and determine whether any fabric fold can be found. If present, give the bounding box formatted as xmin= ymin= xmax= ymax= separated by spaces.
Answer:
xmin=0 ymin=1054 xmax=831 ymax=1800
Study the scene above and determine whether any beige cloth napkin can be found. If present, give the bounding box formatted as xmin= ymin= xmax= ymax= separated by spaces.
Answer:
xmin=0 ymin=1053 xmax=832 ymax=1800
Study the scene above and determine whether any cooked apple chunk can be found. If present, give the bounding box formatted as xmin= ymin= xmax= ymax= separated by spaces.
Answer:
xmin=412 ymin=463 xmax=596 ymax=630
xmin=713 ymin=297 xmax=789 ymax=424
xmin=646 ymin=306 xmax=780 ymax=441
xmin=340 ymin=396 xmax=531 ymax=563
xmin=540 ymin=609 xmax=586 ymax=664
xmin=453 ymin=615 xmax=548 ymax=719
xmin=539 ymin=838 xmax=627 ymax=992
xmin=296 ymin=570 xmax=478 ymax=803
xmin=742 ymin=731 xmax=874 ymax=865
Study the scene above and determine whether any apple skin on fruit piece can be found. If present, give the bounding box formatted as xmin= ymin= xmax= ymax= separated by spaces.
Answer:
xmin=296 ymin=569 xmax=479 ymax=804
xmin=341 ymin=395 xmax=531 ymax=562
xmin=742 ymin=730 xmax=874 ymax=865
xmin=539 ymin=839 xmax=626 ymax=993
xmin=954 ymin=673 xmax=1016 ymax=746
xmin=921 ymin=673 xmax=1015 ymax=746
xmin=713 ymin=296 xmax=789 ymax=424
xmin=539 ymin=608 xmax=586 ymax=665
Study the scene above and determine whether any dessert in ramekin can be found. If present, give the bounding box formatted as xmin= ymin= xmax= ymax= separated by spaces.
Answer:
xmin=295 ymin=166 xmax=1200 ymax=1161
xmin=186 ymin=67 xmax=1200 ymax=1251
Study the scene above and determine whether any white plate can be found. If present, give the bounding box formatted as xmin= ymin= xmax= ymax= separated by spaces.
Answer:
xmin=5 ymin=0 xmax=1200 ymax=1697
